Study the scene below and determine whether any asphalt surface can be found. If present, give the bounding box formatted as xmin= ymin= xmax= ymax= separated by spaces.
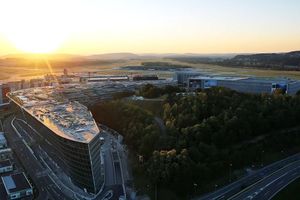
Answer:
xmin=197 ymin=153 xmax=300 ymax=200
xmin=3 ymin=116 xmax=72 ymax=200
xmin=97 ymin=130 xmax=126 ymax=200
xmin=13 ymin=115 xmax=128 ymax=200
xmin=7 ymin=112 xmax=300 ymax=200
xmin=230 ymin=160 xmax=300 ymax=200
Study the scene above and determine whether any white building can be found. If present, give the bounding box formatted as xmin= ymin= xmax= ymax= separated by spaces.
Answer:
xmin=0 ymin=148 xmax=13 ymax=161
xmin=0 ymin=132 xmax=7 ymax=149
xmin=0 ymin=159 xmax=13 ymax=174
xmin=1 ymin=173 xmax=33 ymax=200
xmin=187 ymin=76 xmax=300 ymax=95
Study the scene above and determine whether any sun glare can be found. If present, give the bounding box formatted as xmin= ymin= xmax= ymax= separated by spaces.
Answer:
xmin=0 ymin=0 xmax=75 ymax=53
xmin=6 ymin=30 xmax=66 ymax=54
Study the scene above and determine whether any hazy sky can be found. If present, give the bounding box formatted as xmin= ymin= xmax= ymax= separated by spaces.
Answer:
xmin=0 ymin=0 xmax=300 ymax=55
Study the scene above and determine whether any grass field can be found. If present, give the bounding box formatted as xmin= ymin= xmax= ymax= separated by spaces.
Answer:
xmin=165 ymin=59 xmax=300 ymax=80
xmin=272 ymin=178 xmax=300 ymax=200
xmin=2 ymin=57 xmax=300 ymax=82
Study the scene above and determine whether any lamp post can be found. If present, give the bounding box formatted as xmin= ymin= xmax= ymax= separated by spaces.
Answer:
xmin=0 ymin=119 xmax=3 ymax=132
xmin=229 ymin=163 xmax=233 ymax=183
xmin=261 ymin=150 xmax=265 ymax=167
xmin=193 ymin=183 xmax=198 ymax=194
xmin=214 ymin=184 xmax=218 ymax=191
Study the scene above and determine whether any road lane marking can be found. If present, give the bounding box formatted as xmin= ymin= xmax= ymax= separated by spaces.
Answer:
xmin=227 ymin=160 xmax=300 ymax=200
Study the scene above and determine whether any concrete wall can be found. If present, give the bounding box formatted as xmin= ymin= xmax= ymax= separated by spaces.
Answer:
xmin=288 ymin=82 xmax=300 ymax=95
xmin=218 ymin=80 xmax=272 ymax=94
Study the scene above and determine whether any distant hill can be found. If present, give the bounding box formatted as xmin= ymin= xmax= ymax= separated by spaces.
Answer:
xmin=0 ymin=53 xmax=85 ymax=61
xmin=87 ymin=53 xmax=140 ymax=60
xmin=2 ymin=51 xmax=300 ymax=71
xmin=0 ymin=53 xmax=143 ymax=69
xmin=169 ymin=51 xmax=300 ymax=71
xmin=222 ymin=51 xmax=300 ymax=70
xmin=1 ymin=52 xmax=141 ymax=61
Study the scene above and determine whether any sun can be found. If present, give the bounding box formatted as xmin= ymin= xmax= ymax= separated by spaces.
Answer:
xmin=6 ymin=29 xmax=66 ymax=54
xmin=0 ymin=0 xmax=74 ymax=53
xmin=8 ymin=28 xmax=66 ymax=54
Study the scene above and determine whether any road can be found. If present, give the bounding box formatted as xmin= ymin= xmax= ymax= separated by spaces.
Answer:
xmin=4 ymin=113 xmax=132 ymax=200
xmin=154 ymin=117 xmax=166 ymax=135
xmin=197 ymin=153 xmax=300 ymax=200
xmin=229 ymin=160 xmax=300 ymax=200
xmin=3 ymin=116 xmax=72 ymax=200
xmin=97 ymin=129 xmax=126 ymax=200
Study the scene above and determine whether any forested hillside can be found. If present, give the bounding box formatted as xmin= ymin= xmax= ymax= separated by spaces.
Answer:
xmin=90 ymin=86 xmax=300 ymax=199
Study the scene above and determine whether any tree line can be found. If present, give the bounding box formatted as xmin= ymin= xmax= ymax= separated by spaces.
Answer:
xmin=90 ymin=85 xmax=300 ymax=199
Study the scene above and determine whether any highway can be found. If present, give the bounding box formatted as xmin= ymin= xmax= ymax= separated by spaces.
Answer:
xmin=6 ymin=112 xmax=300 ymax=200
xmin=229 ymin=160 xmax=300 ymax=200
xmin=197 ymin=153 xmax=300 ymax=200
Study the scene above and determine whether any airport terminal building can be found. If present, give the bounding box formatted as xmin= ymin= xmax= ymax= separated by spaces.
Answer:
xmin=7 ymin=87 xmax=102 ymax=194
xmin=175 ymin=72 xmax=300 ymax=95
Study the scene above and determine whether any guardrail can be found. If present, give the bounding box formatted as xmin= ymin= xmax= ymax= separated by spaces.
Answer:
xmin=197 ymin=152 xmax=300 ymax=200
xmin=98 ymin=123 xmax=127 ymax=199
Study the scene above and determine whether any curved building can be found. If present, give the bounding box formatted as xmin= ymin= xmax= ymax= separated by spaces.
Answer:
xmin=8 ymin=87 xmax=102 ymax=193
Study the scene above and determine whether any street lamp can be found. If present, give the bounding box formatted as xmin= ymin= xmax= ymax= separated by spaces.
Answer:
xmin=229 ymin=163 xmax=233 ymax=183
xmin=261 ymin=150 xmax=264 ymax=167
xmin=215 ymin=184 xmax=218 ymax=191
xmin=0 ymin=119 xmax=3 ymax=131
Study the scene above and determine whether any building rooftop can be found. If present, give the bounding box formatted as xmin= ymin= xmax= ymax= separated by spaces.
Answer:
xmin=8 ymin=87 xmax=100 ymax=143
xmin=0 ymin=148 xmax=12 ymax=154
xmin=190 ymin=76 xmax=248 ymax=81
xmin=2 ymin=173 xmax=32 ymax=194
xmin=190 ymin=75 xmax=299 ymax=83
xmin=0 ymin=159 xmax=11 ymax=168
xmin=0 ymin=132 xmax=5 ymax=142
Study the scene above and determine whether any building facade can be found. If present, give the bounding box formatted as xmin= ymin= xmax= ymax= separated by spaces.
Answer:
xmin=8 ymin=88 xmax=103 ymax=194
xmin=0 ymin=84 xmax=10 ymax=105
xmin=0 ymin=159 xmax=13 ymax=174
xmin=0 ymin=132 xmax=7 ymax=149
xmin=1 ymin=173 xmax=33 ymax=200
xmin=0 ymin=148 xmax=13 ymax=161
xmin=187 ymin=76 xmax=300 ymax=95
xmin=175 ymin=72 xmax=204 ymax=86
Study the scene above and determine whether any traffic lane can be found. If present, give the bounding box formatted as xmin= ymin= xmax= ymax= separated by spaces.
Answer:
xmin=231 ymin=160 xmax=300 ymax=199
xmin=255 ymin=168 xmax=300 ymax=200
xmin=14 ymin=118 xmax=74 ymax=200
xmin=197 ymin=153 xmax=300 ymax=200
xmin=231 ymin=161 xmax=300 ymax=200
xmin=114 ymin=162 xmax=123 ymax=185
xmin=46 ymin=184 xmax=71 ymax=200
xmin=17 ymin=117 xmax=124 ymax=199
xmin=96 ymin=185 xmax=124 ymax=200
xmin=104 ymin=148 xmax=116 ymax=186
xmin=5 ymin=117 xmax=71 ymax=200
xmin=4 ymin=117 xmax=48 ymax=200
xmin=13 ymin=120 xmax=34 ymax=142
xmin=16 ymin=118 xmax=71 ymax=171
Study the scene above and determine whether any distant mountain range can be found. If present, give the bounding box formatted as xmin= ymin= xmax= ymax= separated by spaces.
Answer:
xmin=169 ymin=51 xmax=300 ymax=71
xmin=0 ymin=53 xmax=141 ymax=61
xmin=0 ymin=52 xmax=238 ymax=61
xmin=1 ymin=51 xmax=300 ymax=71
xmin=86 ymin=53 xmax=140 ymax=60
xmin=222 ymin=51 xmax=300 ymax=70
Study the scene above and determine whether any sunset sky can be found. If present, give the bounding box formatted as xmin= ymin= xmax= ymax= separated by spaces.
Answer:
xmin=0 ymin=0 xmax=299 ymax=55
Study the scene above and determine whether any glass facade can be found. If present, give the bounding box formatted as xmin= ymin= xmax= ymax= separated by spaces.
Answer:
xmin=12 ymin=102 xmax=102 ymax=194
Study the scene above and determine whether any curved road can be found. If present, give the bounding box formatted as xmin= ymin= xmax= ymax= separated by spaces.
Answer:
xmin=197 ymin=153 xmax=300 ymax=200
xmin=230 ymin=160 xmax=300 ymax=200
